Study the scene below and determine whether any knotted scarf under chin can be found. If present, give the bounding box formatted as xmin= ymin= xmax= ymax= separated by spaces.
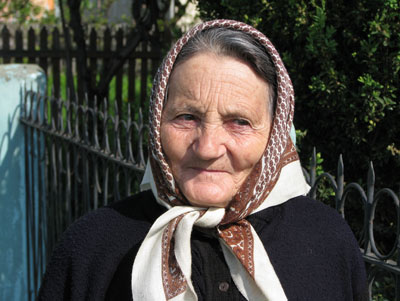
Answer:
xmin=131 ymin=196 xmax=286 ymax=301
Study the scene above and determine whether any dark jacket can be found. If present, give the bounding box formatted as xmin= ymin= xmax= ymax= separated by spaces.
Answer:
xmin=38 ymin=190 xmax=368 ymax=300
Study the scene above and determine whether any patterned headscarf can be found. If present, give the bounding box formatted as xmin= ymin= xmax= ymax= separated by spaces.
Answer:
xmin=132 ymin=20 xmax=309 ymax=300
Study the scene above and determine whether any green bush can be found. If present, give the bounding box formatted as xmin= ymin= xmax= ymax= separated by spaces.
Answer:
xmin=194 ymin=0 xmax=400 ymax=190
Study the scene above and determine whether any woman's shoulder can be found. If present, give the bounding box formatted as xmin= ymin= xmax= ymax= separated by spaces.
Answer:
xmin=252 ymin=195 xmax=363 ymax=260
xmin=278 ymin=195 xmax=359 ymax=243
xmin=253 ymin=196 xmax=367 ymax=300
xmin=38 ymin=190 xmax=165 ymax=300
xmin=253 ymin=195 xmax=351 ymax=230
xmin=281 ymin=195 xmax=351 ymax=229
xmin=63 ymin=189 xmax=164 ymax=243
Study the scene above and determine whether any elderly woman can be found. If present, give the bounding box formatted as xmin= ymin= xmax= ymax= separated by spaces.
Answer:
xmin=39 ymin=20 xmax=367 ymax=300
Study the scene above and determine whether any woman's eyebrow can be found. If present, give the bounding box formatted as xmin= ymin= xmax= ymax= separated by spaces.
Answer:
xmin=224 ymin=102 xmax=264 ymax=118
xmin=224 ymin=111 xmax=252 ymax=119
xmin=171 ymin=102 xmax=203 ymax=115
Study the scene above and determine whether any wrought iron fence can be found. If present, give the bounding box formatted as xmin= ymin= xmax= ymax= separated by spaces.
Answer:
xmin=20 ymin=89 xmax=147 ymax=299
xmin=21 ymin=91 xmax=400 ymax=300
xmin=303 ymin=149 xmax=400 ymax=300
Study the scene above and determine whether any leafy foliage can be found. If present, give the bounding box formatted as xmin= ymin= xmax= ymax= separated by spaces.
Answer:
xmin=194 ymin=0 xmax=400 ymax=190
xmin=0 ymin=0 xmax=47 ymax=24
xmin=80 ymin=0 xmax=118 ymax=26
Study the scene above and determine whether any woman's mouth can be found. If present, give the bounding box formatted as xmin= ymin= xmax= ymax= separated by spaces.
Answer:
xmin=191 ymin=167 xmax=228 ymax=173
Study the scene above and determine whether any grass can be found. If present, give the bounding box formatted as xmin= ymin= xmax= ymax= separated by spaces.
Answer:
xmin=47 ymin=72 xmax=152 ymax=104
xmin=44 ymin=71 xmax=153 ymax=136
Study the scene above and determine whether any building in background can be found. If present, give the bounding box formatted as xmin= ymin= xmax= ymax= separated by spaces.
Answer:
xmin=0 ymin=0 xmax=198 ymax=29
xmin=31 ymin=0 xmax=55 ymax=11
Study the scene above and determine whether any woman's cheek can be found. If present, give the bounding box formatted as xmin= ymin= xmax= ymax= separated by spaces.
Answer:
xmin=228 ymin=133 xmax=268 ymax=168
xmin=162 ymin=124 xmax=194 ymax=157
xmin=229 ymin=131 xmax=268 ymax=150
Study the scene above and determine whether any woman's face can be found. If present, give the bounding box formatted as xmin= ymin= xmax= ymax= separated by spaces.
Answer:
xmin=161 ymin=52 xmax=271 ymax=208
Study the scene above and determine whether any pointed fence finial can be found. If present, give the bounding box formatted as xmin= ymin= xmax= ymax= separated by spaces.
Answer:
xmin=336 ymin=154 xmax=344 ymax=203
xmin=367 ymin=161 xmax=375 ymax=204
xmin=310 ymin=147 xmax=317 ymax=186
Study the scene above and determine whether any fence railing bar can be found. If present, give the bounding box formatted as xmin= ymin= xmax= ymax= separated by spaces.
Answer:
xmin=368 ymin=188 xmax=400 ymax=260
xmin=362 ymin=252 xmax=400 ymax=274
xmin=20 ymin=118 xmax=145 ymax=172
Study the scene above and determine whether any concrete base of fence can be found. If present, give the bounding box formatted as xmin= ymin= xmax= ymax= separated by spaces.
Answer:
xmin=0 ymin=64 xmax=46 ymax=301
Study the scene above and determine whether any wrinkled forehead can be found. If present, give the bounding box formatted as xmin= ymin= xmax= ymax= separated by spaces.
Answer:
xmin=161 ymin=20 xmax=275 ymax=101
xmin=165 ymin=22 xmax=270 ymax=77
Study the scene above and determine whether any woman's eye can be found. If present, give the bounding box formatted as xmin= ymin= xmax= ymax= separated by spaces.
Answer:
xmin=232 ymin=119 xmax=250 ymax=126
xmin=225 ymin=118 xmax=252 ymax=132
xmin=172 ymin=114 xmax=198 ymax=128
xmin=177 ymin=114 xmax=196 ymax=121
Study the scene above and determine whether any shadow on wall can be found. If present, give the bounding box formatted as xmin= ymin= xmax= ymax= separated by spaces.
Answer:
xmin=0 ymin=102 xmax=26 ymax=301
xmin=0 ymin=64 xmax=45 ymax=301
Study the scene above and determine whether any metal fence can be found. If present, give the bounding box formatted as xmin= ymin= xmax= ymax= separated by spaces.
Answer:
xmin=20 ymin=89 xmax=147 ymax=299
xmin=21 ymin=91 xmax=400 ymax=300
xmin=303 ymin=150 xmax=400 ymax=300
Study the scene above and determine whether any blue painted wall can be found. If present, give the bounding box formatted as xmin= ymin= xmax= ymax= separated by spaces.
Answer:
xmin=0 ymin=64 xmax=46 ymax=301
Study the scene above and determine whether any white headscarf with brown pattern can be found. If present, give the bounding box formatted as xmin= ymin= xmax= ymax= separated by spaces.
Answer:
xmin=132 ymin=20 xmax=310 ymax=300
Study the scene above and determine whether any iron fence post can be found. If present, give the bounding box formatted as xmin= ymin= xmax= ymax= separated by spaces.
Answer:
xmin=336 ymin=154 xmax=344 ymax=212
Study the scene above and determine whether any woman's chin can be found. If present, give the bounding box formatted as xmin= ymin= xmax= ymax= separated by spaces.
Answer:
xmin=181 ymin=182 xmax=233 ymax=208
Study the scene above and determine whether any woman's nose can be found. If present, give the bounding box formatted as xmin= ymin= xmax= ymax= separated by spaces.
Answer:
xmin=192 ymin=126 xmax=226 ymax=160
